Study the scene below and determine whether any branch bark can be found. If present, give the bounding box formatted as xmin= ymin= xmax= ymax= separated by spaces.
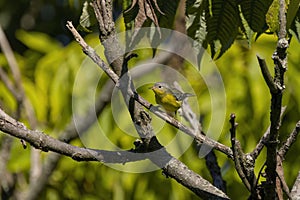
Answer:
xmin=291 ymin=171 xmax=300 ymax=199
xmin=0 ymin=108 xmax=146 ymax=164
xmin=263 ymin=0 xmax=289 ymax=197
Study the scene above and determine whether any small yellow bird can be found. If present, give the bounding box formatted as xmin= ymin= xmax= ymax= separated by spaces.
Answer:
xmin=150 ymin=82 xmax=194 ymax=116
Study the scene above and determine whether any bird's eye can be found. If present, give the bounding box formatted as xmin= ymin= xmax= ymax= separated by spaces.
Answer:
xmin=158 ymin=85 xmax=162 ymax=88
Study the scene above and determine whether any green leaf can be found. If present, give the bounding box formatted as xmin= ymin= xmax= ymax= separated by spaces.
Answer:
xmin=156 ymin=0 xmax=180 ymax=29
xmin=205 ymin=0 xmax=240 ymax=58
xmin=239 ymin=10 xmax=254 ymax=46
xmin=186 ymin=0 xmax=207 ymax=45
xmin=16 ymin=30 xmax=61 ymax=53
xmin=287 ymin=0 xmax=300 ymax=30
xmin=186 ymin=0 xmax=207 ymax=64
xmin=266 ymin=0 xmax=280 ymax=33
xmin=290 ymin=9 xmax=300 ymax=42
xmin=78 ymin=1 xmax=96 ymax=32
xmin=240 ymin=0 xmax=273 ymax=33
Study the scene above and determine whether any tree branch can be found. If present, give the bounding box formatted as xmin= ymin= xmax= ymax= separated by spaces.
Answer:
xmin=92 ymin=0 xmax=123 ymax=76
xmin=0 ymin=108 xmax=146 ymax=164
xmin=230 ymin=114 xmax=252 ymax=192
xmin=205 ymin=150 xmax=227 ymax=193
xmin=291 ymin=171 xmax=300 ymax=199
xmin=256 ymin=55 xmax=277 ymax=94
xmin=264 ymin=0 xmax=289 ymax=197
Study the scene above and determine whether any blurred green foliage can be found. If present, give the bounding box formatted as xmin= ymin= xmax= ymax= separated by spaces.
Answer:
xmin=0 ymin=1 xmax=300 ymax=200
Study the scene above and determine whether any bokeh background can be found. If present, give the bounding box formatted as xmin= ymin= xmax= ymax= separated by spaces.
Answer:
xmin=0 ymin=0 xmax=300 ymax=199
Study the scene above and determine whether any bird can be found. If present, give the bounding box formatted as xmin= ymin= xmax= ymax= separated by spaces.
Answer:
xmin=150 ymin=82 xmax=194 ymax=116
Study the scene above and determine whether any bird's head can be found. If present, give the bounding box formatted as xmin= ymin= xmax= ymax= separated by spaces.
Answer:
xmin=150 ymin=82 xmax=170 ymax=95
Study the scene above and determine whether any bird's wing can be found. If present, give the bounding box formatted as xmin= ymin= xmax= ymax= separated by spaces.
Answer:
xmin=170 ymin=88 xmax=184 ymax=101
xmin=171 ymin=88 xmax=195 ymax=101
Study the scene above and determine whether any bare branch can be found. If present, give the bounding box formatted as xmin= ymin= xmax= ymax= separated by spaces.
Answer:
xmin=229 ymin=114 xmax=252 ymax=191
xmin=0 ymin=67 xmax=20 ymax=101
xmin=91 ymin=0 xmax=123 ymax=76
xmin=0 ymin=24 xmax=40 ymax=190
xmin=276 ymin=155 xmax=291 ymax=199
xmin=0 ymin=135 xmax=14 ymax=198
xmin=0 ymin=108 xmax=146 ymax=163
xmin=278 ymin=120 xmax=300 ymax=159
xmin=256 ymin=55 xmax=277 ymax=94
xmin=205 ymin=150 xmax=227 ymax=193
xmin=291 ymin=171 xmax=300 ymax=199
xmin=162 ymin=157 xmax=229 ymax=200
xmin=264 ymin=0 xmax=288 ymax=197
xmin=0 ymin=26 xmax=22 ymax=91
xmin=278 ymin=0 xmax=287 ymax=39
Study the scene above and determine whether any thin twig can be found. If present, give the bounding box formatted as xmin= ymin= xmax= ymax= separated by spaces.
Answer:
xmin=0 ymin=26 xmax=22 ymax=91
xmin=229 ymin=113 xmax=251 ymax=191
xmin=256 ymin=55 xmax=277 ymax=94
xmin=278 ymin=120 xmax=300 ymax=159
xmin=0 ymin=67 xmax=20 ymax=100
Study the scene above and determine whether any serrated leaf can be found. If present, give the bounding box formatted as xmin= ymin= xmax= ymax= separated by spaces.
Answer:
xmin=205 ymin=0 xmax=240 ymax=59
xmin=239 ymin=9 xmax=254 ymax=46
xmin=186 ymin=0 xmax=207 ymax=64
xmin=240 ymin=0 xmax=273 ymax=33
xmin=156 ymin=0 xmax=179 ymax=29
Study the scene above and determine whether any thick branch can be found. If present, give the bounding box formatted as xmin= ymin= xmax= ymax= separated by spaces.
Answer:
xmin=92 ymin=0 xmax=123 ymax=76
xmin=0 ymin=108 xmax=145 ymax=164
xmin=264 ymin=0 xmax=288 ymax=197
xmin=163 ymin=157 xmax=229 ymax=199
